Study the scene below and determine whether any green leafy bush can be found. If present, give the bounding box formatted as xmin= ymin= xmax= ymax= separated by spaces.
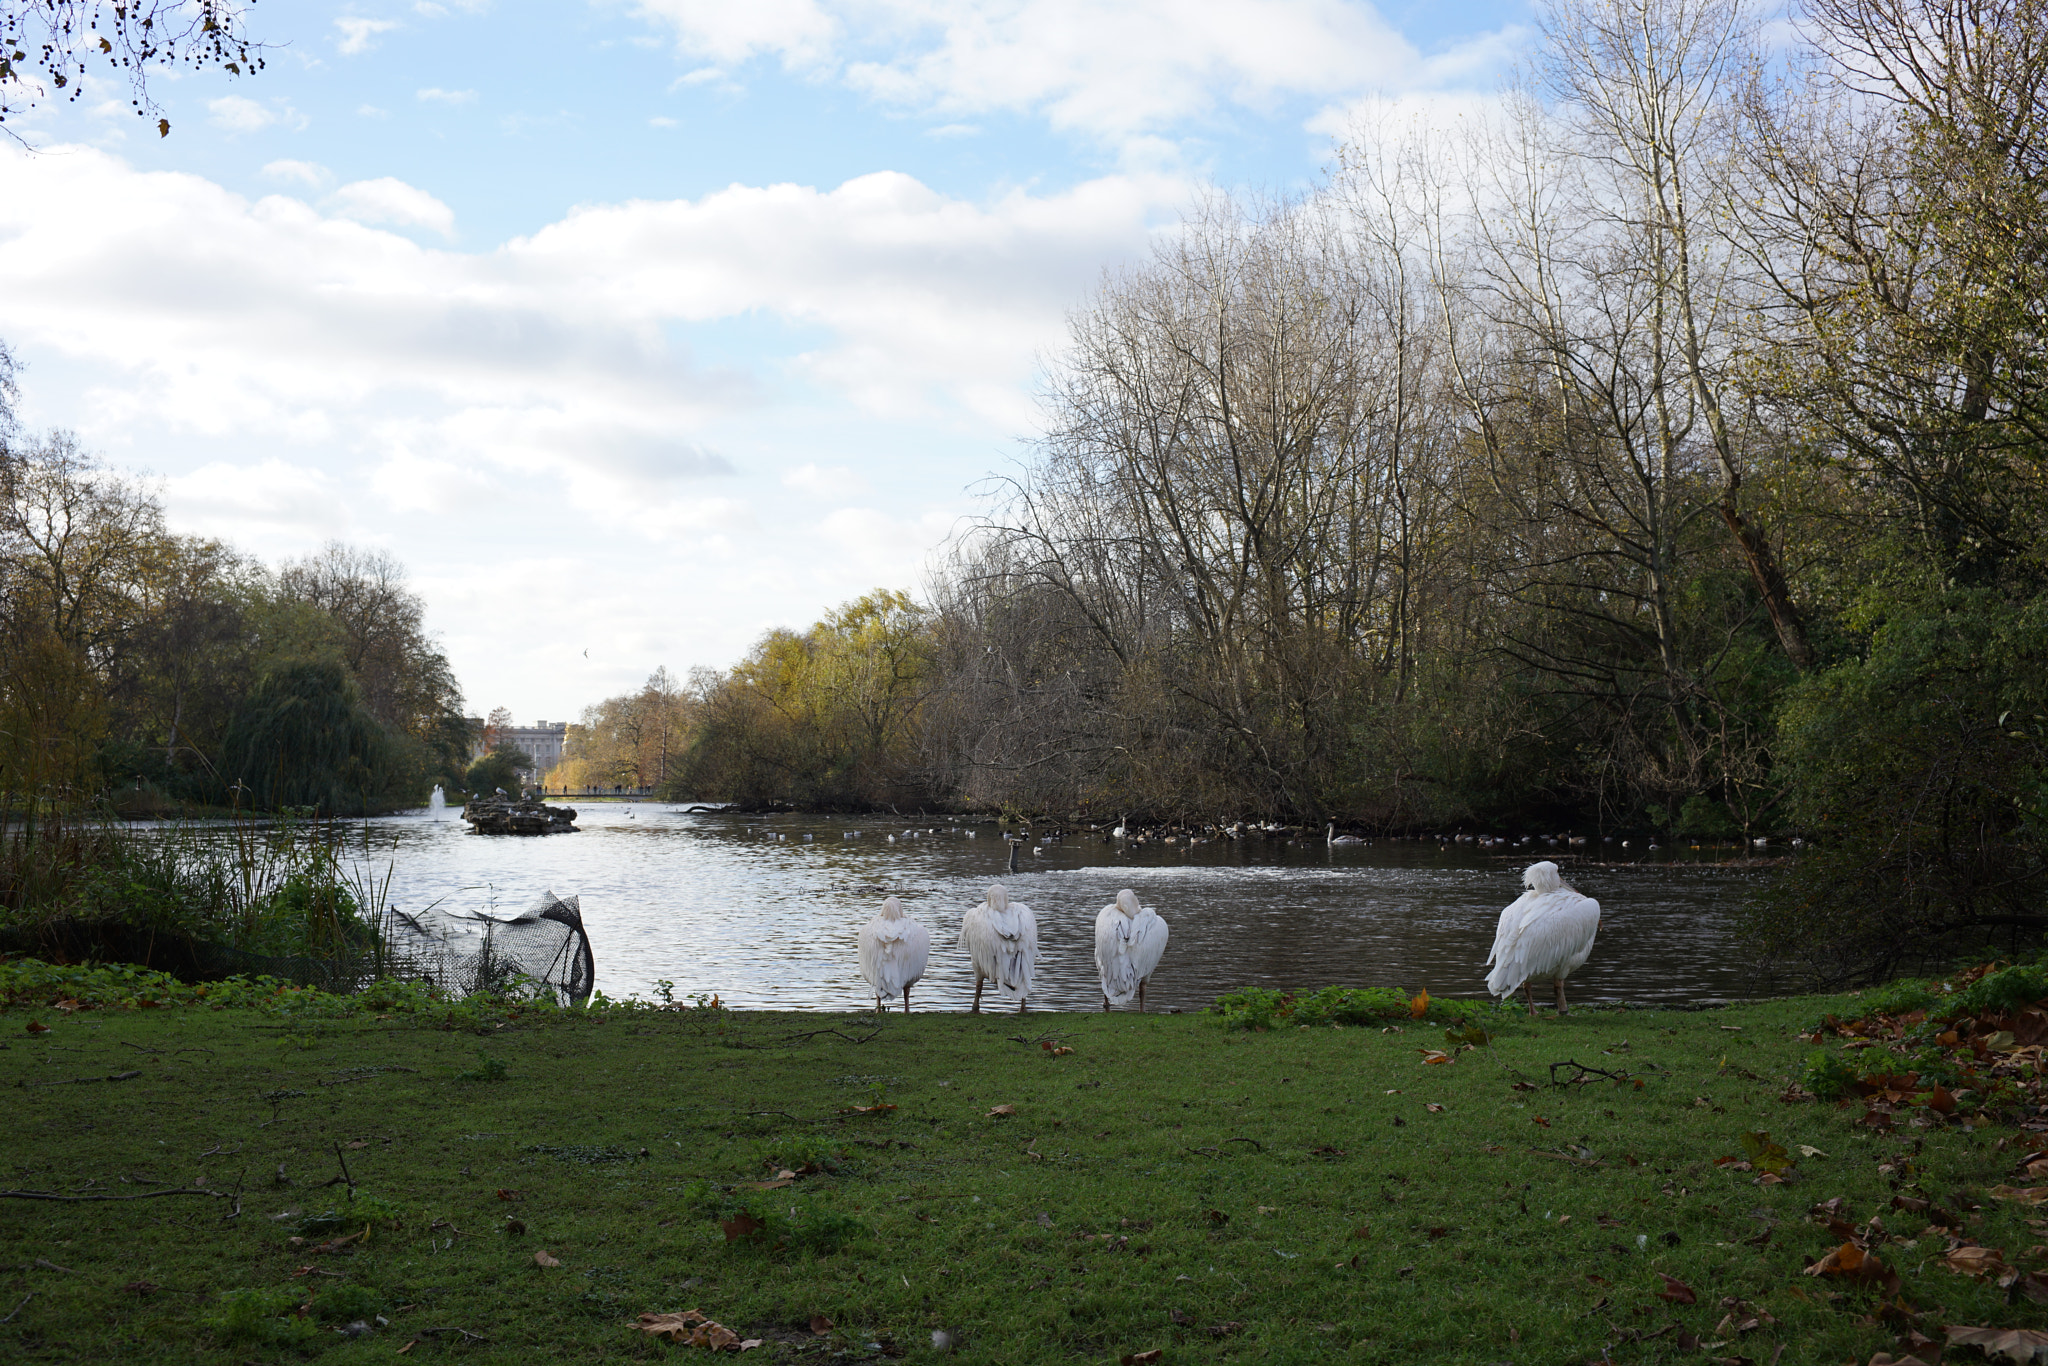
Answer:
xmin=1952 ymin=964 xmax=2048 ymax=1018
xmin=1859 ymin=980 xmax=1939 ymax=1018
xmin=1803 ymin=1049 xmax=1861 ymax=1101
xmin=1212 ymin=985 xmax=1490 ymax=1031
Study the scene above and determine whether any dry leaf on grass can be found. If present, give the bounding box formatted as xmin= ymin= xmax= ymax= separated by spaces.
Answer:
xmin=534 ymin=1251 xmax=561 ymax=1268
xmin=810 ymin=1315 xmax=833 ymax=1335
xmin=1120 ymin=1351 xmax=1163 ymax=1366
xmin=1990 ymin=1186 xmax=2048 ymax=1206
xmin=1944 ymin=1245 xmax=2009 ymax=1278
xmin=987 ymin=1105 xmax=1015 ymax=1118
xmin=719 ymin=1214 xmax=763 ymax=1243
xmin=1945 ymin=1326 xmax=2048 ymax=1364
xmin=1805 ymin=1242 xmax=1901 ymax=1294
xmin=636 ymin=1309 xmax=764 ymax=1351
xmin=1655 ymin=1273 xmax=1697 ymax=1305
xmin=1425 ymin=1104 xmax=1446 ymax=1113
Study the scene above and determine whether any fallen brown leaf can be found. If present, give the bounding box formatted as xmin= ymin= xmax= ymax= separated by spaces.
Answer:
xmin=1119 ymin=1351 xmax=1163 ymax=1365
xmin=1805 ymin=1242 xmax=1900 ymax=1294
xmin=1425 ymin=1104 xmax=1446 ymax=1113
xmin=1944 ymin=1245 xmax=2009 ymax=1279
xmin=1655 ymin=1273 xmax=1696 ymax=1305
xmin=1944 ymin=1325 xmax=2048 ymax=1364
xmin=1990 ymin=1185 xmax=2048 ymax=1206
xmin=25 ymin=1021 xmax=48 ymax=1034
xmin=720 ymin=1213 xmax=764 ymax=1243
xmin=987 ymin=1105 xmax=1016 ymax=1118
xmin=810 ymin=1314 xmax=833 ymax=1335
xmin=534 ymin=1250 xmax=561 ymax=1268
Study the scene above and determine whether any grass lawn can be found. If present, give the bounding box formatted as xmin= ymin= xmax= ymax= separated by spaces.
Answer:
xmin=2 ymin=991 xmax=2044 ymax=1364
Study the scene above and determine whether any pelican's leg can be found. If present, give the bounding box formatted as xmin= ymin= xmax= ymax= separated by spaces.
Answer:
xmin=1555 ymin=978 xmax=1569 ymax=1016
xmin=875 ymin=992 xmax=883 ymax=1014
xmin=1018 ymin=994 xmax=1027 ymax=1015
xmin=902 ymin=984 xmax=911 ymax=1015
xmin=1525 ymin=980 xmax=1538 ymax=1019
xmin=971 ymin=973 xmax=983 ymax=1015
xmin=1102 ymin=993 xmax=1110 ymax=1013
xmin=1138 ymin=979 xmax=1146 ymax=1013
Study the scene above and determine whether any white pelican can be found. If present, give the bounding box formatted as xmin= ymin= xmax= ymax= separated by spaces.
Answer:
xmin=1326 ymin=822 xmax=1365 ymax=846
xmin=857 ymin=896 xmax=931 ymax=1014
xmin=1095 ymin=889 xmax=1169 ymax=1012
xmin=958 ymin=883 xmax=1038 ymax=1014
xmin=1484 ymin=861 xmax=1601 ymax=1016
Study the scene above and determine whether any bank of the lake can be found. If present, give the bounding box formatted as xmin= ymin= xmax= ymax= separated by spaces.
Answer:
xmin=3 ymin=988 xmax=2041 ymax=1364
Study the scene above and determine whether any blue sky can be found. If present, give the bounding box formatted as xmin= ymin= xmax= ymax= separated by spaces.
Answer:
xmin=1 ymin=0 xmax=1531 ymax=722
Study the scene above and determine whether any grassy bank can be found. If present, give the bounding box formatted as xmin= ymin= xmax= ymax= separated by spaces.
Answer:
xmin=2 ymin=985 xmax=2045 ymax=1365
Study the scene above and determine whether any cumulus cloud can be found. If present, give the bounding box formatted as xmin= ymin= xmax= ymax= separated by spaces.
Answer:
xmin=335 ymin=16 xmax=403 ymax=55
xmin=262 ymin=159 xmax=332 ymax=189
xmin=633 ymin=0 xmax=1519 ymax=139
xmin=208 ymin=96 xmax=280 ymax=132
xmin=0 ymin=143 xmax=1172 ymax=707
xmin=782 ymin=462 xmax=869 ymax=500
xmin=327 ymin=177 xmax=458 ymax=238
xmin=416 ymin=86 xmax=479 ymax=104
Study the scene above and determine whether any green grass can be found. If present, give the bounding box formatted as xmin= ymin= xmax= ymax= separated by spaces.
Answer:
xmin=2 ymin=994 xmax=2043 ymax=1364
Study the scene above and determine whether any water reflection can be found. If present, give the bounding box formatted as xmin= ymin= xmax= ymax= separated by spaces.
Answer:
xmin=334 ymin=806 xmax=1786 ymax=1012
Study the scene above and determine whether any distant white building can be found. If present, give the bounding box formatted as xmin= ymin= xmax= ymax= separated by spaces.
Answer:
xmin=467 ymin=719 xmax=568 ymax=771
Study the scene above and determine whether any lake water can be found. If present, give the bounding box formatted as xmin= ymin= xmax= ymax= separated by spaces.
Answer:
xmin=338 ymin=804 xmax=1786 ymax=1013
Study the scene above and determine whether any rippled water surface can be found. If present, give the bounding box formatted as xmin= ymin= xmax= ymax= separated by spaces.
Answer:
xmin=344 ymin=805 xmax=1785 ymax=1012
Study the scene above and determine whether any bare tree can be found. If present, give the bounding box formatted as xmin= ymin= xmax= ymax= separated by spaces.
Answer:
xmin=1 ymin=1 xmax=265 ymax=140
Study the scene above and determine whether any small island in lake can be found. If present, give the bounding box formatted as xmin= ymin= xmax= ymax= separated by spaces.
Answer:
xmin=462 ymin=795 xmax=578 ymax=835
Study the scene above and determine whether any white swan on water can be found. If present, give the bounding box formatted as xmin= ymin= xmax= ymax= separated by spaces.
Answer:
xmin=856 ymin=896 xmax=931 ymax=1014
xmin=1326 ymin=822 xmax=1365 ymax=846
xmin=958 ymin=883 xmax=1037 ymax=1014
xmin=1095 ymin=889 xmax=1169 ymax=1011
xmin=1484 ymin=861 xmax=1601 ymax=1016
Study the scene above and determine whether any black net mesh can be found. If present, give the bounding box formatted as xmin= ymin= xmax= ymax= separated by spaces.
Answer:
xmin=389 ymin=890 xmax=595 ymax=1005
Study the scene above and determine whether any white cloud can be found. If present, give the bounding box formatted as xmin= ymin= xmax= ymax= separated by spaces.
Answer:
xmin=925 ymin=123 xmax=979 ymax=138
xmin=674 ymin=65 xmax=728 ymax=85
xmin=0 ymin=143 xmax=1175 ymax=711
xmin=207 ymin=96 xmax=279 ymax=133
xmin=781 ymin=462 xmax=868 ymax=500
xmin=417 ymin=86 xmax=479 ymax=104
xmin=335 ymin=16 xmax=403 ymax=55
xmin=163 ymin=459 xmax=351 ymax=541
xmin=634 ymin=0 xmax=1520 ymax=140
xmin=649 ymin=115 xmax=680 ymax=128
xmin=328 ymin=177 xmax=459 ymax=238
xmin=262 ymin=159 xmax=332 ymax=189
xmin=357 ymin=104 xmax=391 ymax=118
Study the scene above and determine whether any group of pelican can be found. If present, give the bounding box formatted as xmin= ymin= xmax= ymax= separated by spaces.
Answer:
xmin=856 ymin=860 xmax=1601 ymax=1019
xmin=856 ymin=883 xmax=1169 ymax=1015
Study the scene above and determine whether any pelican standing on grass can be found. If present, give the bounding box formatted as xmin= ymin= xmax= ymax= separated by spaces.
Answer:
xmin=1484 ymin=861 xmax=1601 ymax=1016
xmin=1095 ymin=889 xmax=1169 ymax=1011
xmin=857 ymin=896 xmax=931 ymax=1014
xmin=958 ymin=883 xmax=1037 ymax=1014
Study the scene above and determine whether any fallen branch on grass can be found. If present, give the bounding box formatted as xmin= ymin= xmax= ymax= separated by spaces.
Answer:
xmin=0 ymin=1293 xmax=30 ymax=1324
xmin=1549 ymin=1060 xmax=1634 ymax=1088
xmin=27 ymin=1070 xmax=141 ymax=1087
xmin=416 ymin=1326 xmax=490 ymax=1343
xmin=0 ymin=1186 xmax=232 ymax=1203
xmin=779 ymin=1028 xmax=881 ymax=1045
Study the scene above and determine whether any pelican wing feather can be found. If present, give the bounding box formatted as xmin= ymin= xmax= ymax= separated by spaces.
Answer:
xmin=1095 ymin=899 xmax=1169 ymax=1005
xmin=1484 ymin=887 xmax=1600 ymax=998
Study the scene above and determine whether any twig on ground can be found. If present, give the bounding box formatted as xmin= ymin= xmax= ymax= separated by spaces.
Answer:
xmin=746 ymin=1111 xmax=801 ymax=1122
xmin=1549 ymin=1060 xmax=1633 ymax=1088
xmin=0 ymin=1293 xmax=30 ymax=1323
xmin=1222 ymin=1137 xmax=1264 ymax=1151
xmin=223 ymin=1168 xmax=247 ymax=1222
xmin=198 ymin=1142 xmax=244 ymax=1159
xmin=33 ymin=1258 xmax=74 ymax=1273
xmin=28 ymin=1070 xmax=141 ymax=1087
xmin=0 ymin=1188 xmax=229 ymax=1204
xmin=417 ymin=1326 xmax=490 ymax=1343
xmin=779 ymin=1028 xmax=881 ymax=1045
xmin=120 ymin=1041 xmax=163 ymax=1056
xmin=328 ymin=1143 xmax=357 ymax=1197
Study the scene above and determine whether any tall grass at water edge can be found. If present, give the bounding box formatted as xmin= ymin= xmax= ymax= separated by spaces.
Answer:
xmin=0 ymin=806 xmax=403 ymax=983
